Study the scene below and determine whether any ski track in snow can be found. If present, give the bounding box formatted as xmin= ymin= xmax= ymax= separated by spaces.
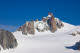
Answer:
xmin=0 ymin=22 xmax=80 ymax=53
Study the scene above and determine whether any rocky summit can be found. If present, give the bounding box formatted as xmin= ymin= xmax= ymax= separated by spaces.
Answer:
xmin=0 ymin=29 xmax=18 ymax=50
xmin=27 ymin=21 xmax=35 ymax=35
xmin=18 ymin=21 xmax=35 ymax=35
xmin=17 ymin=12 xmax=64 ymax=35
xmin=47 ymin=12 xmax=57 ymax=32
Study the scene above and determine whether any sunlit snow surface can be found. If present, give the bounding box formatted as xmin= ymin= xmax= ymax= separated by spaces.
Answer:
xmin=1 ymin=22 xmax=80 ymax=53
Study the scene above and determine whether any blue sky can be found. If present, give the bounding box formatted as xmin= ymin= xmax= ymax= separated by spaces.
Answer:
xmin=0 ymin=0 xmax=80 ymax=31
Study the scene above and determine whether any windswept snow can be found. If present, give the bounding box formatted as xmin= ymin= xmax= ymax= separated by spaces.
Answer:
xmin=34 ymin=21 xmax=48 ymax=31
xmin=0 ymin=22 xmax=80 ymax=53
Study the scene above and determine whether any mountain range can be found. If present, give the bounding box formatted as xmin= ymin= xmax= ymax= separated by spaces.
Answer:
xmin=0 ymin=12 xmax=80 ymax=53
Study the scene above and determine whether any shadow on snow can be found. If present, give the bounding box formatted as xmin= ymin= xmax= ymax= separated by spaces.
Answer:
xmin=65 ymin=42 xmax=80 ymax=50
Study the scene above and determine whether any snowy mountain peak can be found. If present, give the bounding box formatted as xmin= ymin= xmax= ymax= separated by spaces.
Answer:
xmin=1 ymin=12 xmax=80 ymax=53
xmin=17 ymin=12 xmax=64 ymax=35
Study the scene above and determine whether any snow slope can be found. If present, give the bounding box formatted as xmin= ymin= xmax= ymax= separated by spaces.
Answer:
xmin=0 ymin=22 xmax=80 ymax=53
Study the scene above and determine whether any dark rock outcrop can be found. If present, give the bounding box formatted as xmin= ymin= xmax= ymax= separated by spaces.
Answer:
xmin=77 ymin=31 xmax=80 ymax=35
xmin=17 ymin=21 xmax=35 ymax=35
xmin=70 ymin=31 xmax=80 ymax=36
xmin=0 ymin=29 xmax=18 ymax=50
xmin=41 ymin=17 xmax=47 ymax=22
xmin=17 ymin=26 xmax=23 ymax=31
xmin=27 ymin=21 xmax=35 ymax=35
xmin=70 ymin=33 xmax=76 ymax=36
xmin=17 ymin=12 xmax=64 ymax=35
xmin=22 ymin=21 xmax=28 ymax=35
xmin=17 ymin=25 xmax=24 ymax=31
xmin=56 ymin=19 xmax=64 ymax=29
xmin=48 ymin=12 xmax=53 ymax=17
xmin=47 ymin=12 xmax=57 ymax=32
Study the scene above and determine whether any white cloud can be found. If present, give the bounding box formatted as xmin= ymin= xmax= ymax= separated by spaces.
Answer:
xmin=0 ymin=25 xmax=19 ymax=32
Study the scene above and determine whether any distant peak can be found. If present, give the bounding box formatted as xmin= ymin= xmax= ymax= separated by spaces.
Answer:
xmin=48 ymin=12 xmax=54 ymax=17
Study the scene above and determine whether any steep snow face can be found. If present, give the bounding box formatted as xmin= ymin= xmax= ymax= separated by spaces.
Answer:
xmin=0 ymin=22 xmax=80 ymax=53
xmin=56 ymin=22 xmax=76 ymax=33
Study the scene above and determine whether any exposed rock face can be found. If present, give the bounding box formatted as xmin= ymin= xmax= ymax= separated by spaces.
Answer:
xmin=22 ymin=21 xmax=28 ymax=35
xmin=70 ymin=33 xmax=76 ymax=36
xmin=55 ymin=19 xmax=64 ymax=29
xmin=17 ymin=12 xmax=64 ymax=35
xmin=27 ymin=21 xmax=35 ymax=35
xmin=41 ymin=17 xmax=47 ymax=22
xmin=47 ymin=12 xmax=57 ymax=32
xmin=48 ymin=12 xmax=53 ymax=17
xmin=17 ymin=21 xmax=28 ymax=35
xmin=18 ymin=21 xmax=35 ymax=35
xmin=70 ymin=31 xmax=80 ymax=36
xmin=77 ymin=31 xmax=80 ymax=35
xmin=0 ymin=29 xmax=18 ymax=50
xmin=17 ymin=26 xmax=23 ymax=31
